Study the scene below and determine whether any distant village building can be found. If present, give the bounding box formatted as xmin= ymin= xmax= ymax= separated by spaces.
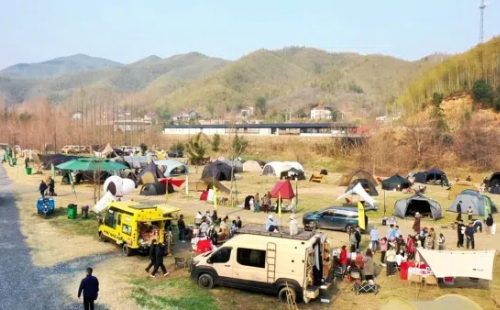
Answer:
xmin=376 ymin=115 xmax=401 ymax=123
xmin=310 ymin=105 xmax=333 ymax=120
xmin=113 ymin=117 xmax=152 ymax=132
xmin=71 ymin=111 xmax=84 ymax=120
xmin=173 ymin=109 xmax=199 ymax=122
xmin=239 ymin=106 xmax=254 ymax=118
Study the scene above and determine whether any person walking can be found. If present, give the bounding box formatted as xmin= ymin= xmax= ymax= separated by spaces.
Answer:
xmin=456 ymin=219 xmax=465 ymax=248
xmin=78 ymin=267 xmax=99 ymax=310
xmin=178 ymin=215 xmax=186 ymax=243
xmin=369 ymin=226 xmax=379 ymax=252
xmin=379 ymin=237 xmax=388 ymax=266
xmin=412 ymin=212 xmax=422 ymax=234
xmin=467 ymin=206 xmax=474 ymax=221
xmin=465 ymin=222 xmax=475 ymax=250
xmin=486 ymin=213 xmax=494 ymax=235
xmin=47 ymin=176 xmax=55 ymax=196
xmin=39 ymin=180 xmax=47 ymax=197
xmin=145 ymin=239 xmax=157 ymax=273
xmin=456 ymin=201 xmax=463 ymax=221
xmin=151 ymin=242 xmax=169 ymax=277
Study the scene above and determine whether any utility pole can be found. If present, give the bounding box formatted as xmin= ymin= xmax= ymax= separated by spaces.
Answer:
xmin=479 ymin=0 xmax=487 ymax=43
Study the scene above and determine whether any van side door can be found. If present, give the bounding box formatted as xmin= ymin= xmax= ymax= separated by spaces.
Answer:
xmin=232 ymin=247 xmax=270 ymax=291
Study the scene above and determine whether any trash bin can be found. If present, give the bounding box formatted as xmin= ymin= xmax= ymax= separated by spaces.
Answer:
xmin=26 ymin=167 xmax=32 ymax=175
xmin=81 ymin=205 xmax=89 ymax=219
xmin=67 ymin=204 xmax=78 ymax=219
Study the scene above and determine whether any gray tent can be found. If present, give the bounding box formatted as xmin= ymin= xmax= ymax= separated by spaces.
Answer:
xmin=448 ymin=190 xmax=497 ymax=217
xmin=394 ymin=194 xmax=443 ymax=220
xmin=222 ymin=160 xmax=243 ymax=173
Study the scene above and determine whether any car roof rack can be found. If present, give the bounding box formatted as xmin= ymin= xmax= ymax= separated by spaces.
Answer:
xmin=236 ymin=224 xmax=317 ymax=241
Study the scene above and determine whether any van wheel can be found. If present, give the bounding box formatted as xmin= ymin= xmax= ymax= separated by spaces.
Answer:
xmin=278 ymin=286 xmax=296 ymax=303
xmin=122 ymin=244 xmax=132 ymax=256
xmin=309 ymin=221 xmax=318 ymax=230
xmin=198 ymin=274 xmax=214 ymax=289
xmin=99 ymin=232 xmax=107 ymax=242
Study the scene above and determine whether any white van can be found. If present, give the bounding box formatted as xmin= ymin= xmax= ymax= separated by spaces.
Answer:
xmin=190 ymin=224 xmax=333 ymax=303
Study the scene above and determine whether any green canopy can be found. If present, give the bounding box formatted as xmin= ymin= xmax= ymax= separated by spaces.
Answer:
xmin=56 ymin=158 xmax=127 ymax=171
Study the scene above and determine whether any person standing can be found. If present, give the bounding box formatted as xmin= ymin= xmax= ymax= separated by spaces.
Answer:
xmin=379 ymin=237 xmax=388 ymax=266
xmin=427 ymin=227 xmax=436 ymax=250
xmin=339 ymin=245 xmax=348 ymax=273
xmin=151 ymin=242 xmax=169 ymax=277
xmin=48 ymin=177 xmax=55 ymax=196
xmin=349 ymin=227 xmax=357 ymax=254
xmin=145 ymin=239 xmax=157 ymax=272
xmin=406 ymin=235 xmax=415 ymax=260
xmin=387 ymin=224 xmax=397 ymax=242
xmin=235 ymin=216 xmax=242 ymax=229
xmin=465 ymin=222 xmax=475 ymax=250
xmin=467 ymin=206 xmax=474 ymax=221
xmin=438 ymin=233 xmax=445 ymax=250
xmin=456 ymin=219 xmax=465 ymax=248
xmin=486 ymin=213 xmax=494 ymax=235
xmin=78 ymin=267 xmax=99 ymax=310
xmin=39 ymin=180 xmax=47 ymax=197
xmin=354 ymin=227 xmax=361 ymax=251
xmin=195 ymin=211 xmax=203 ymax=227
xmin=385 ymin=244 xmax=397 ymax=277
xmin=289 ymin=215 xmax=298 ymax=236
xmin=363 ymin=249 xmax=375 ymax=281
xmin=178 ymin=215 xmax=186 ymax=243
xmin=369 ymin=226 xmax=379 ymax=252
xmin=456 ymin=201 xmax=463 ymax=221
xmin=412 ymin=212 xmax=422 ymax=234
xmin=25 ymin=157 xmax=29 ymax=169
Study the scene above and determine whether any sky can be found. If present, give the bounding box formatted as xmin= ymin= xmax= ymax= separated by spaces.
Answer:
xmin=0 ymin=0 xmax=499 ymax=69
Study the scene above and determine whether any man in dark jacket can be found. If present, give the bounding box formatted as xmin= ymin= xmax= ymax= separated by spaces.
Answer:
xmin=456 ymin=219 xmax=465 ymax=248
xmin=354 ymin=227 xmax=362 ymax=251
xmin=465 ymin=222 xmax=475 ymax=250
xmin=78 ymin=267 xmax=99 ymax=310
xmin=145 ymin=239 xmax=157 ymax=273
xmin=178 ymin=215 xmax=186 ymax=243
xmin=236 ymin=216 xmax=242 ymax=229
xmin=39 ymin=180 xmax=47 ymax=197
xmin=151 ymin=242 xmax=168 ymax=277
xmin=456 ymin=201 xmax=462 ymax=221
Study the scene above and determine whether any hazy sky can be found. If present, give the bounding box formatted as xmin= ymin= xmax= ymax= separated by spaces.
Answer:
xmin=0 ymin=0 xmax=498 ymax=69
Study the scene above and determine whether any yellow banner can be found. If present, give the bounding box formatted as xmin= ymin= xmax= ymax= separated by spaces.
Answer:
xmin=357 ymin=201 xmax=365 ymax=230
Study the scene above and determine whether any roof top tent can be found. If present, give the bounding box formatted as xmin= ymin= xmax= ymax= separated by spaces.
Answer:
xmin=201 ymin=161 xmax=234 ymax=181
xmin=338 ymin=170 xmax=378 ymax=187
xmin=448 ymin=181 xmax=478 ymax=200
xmin=382 ymin=174 xmax=411 ymax=191
xmin=394 ymin=194 xmax=443 ymax=220
xmin=346 ymin=179 xmax=379 ymax=196
xmin=448 ymin=190 xmax=498 ymax=217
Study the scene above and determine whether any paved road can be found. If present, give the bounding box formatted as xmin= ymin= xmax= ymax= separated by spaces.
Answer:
xmin=0 ymin=166 xmax=110 ymax=310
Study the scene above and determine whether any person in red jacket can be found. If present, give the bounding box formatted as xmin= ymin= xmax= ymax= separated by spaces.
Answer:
xmin=406 ymin=235 xmax=415 ymax=260
xmin=339 ymin=245 xmax=348 ymax=273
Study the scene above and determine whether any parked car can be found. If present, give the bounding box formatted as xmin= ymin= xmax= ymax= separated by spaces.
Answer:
xmin=302 ymin=205 xmax=376 ymax=232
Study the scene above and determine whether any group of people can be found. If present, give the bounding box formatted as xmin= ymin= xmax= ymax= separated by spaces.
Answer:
xmin=336 ymin=246 xmax=376 ymax=284
xmin=38 ymin=177 xmax=56 ymax=197
xmin=265 ymin=214 xmax=298 ymax=235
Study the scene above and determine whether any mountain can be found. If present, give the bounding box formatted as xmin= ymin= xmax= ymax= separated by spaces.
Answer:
xmin=153 ymin=47 xmax=437 ymax=115
xmin=0 ymin=54 xmax=123 ymax=78
xmin=0 ymin=52 xmax=229 ymax=105
xmin=400 ymin=36 xmax=500 ymax=112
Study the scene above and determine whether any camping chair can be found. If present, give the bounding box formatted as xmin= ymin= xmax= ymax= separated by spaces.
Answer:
xmin=352 ymin=281 xmax=379 ymax=295
xmin=333 ymin=266 xmax=345 ymax=280
xmin=424 ymin=275 xmax=439 ymax=290
xmin=408 ymin=274 xmax=422 ymax=288
xmin=174 ymin=257 xmax=189 ymax=269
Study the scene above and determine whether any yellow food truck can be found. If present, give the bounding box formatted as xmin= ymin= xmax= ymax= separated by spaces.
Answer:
xmin=98 ymin=201 xmax=180 ymax=256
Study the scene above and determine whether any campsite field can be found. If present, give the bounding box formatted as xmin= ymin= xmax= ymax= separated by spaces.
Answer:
xmin=4 ymin=162 xmax=500 ymax=310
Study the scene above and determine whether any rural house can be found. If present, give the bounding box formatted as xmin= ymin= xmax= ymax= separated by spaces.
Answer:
xmin=310 ymin=104 xmax=333 ymax=120
xmin=173 ymin=109 xmax=199 ymax=121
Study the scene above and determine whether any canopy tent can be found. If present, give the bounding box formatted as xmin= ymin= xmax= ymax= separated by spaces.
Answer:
xmin=418 ymin=248 xmax=496 ymax=280
xmin=337 ymin=182 xmax=376 ymax=207
xmin=394 ymin=194 xmax=443 ymax=219
xmin=346 ymin=179 xmax=378 ymax=196
xmin=137 ymin=161 xmax=164 ymax=184
xmin=38 ymin=154 xmax=83 ymax=170
xmin=338 ymin=170 xmax=378 ymax=186
xmin=448 ymin=190 xmax=497 ymax=217
xmin=269 ymin=179 xmax=295 ymax=199
xmin=448 ymin=181 xmax=478 ymax=200
xmin=201 ymin=161 xmax=234 ymax=181
xmin=381 ymin=295 xmax=483 ymax=310
xmin=262 ymin=161 xmax=304 ymax=177
xmin=154 ymin=159 xmax=189 ymax=177
xmin=56 ymin=158 xmax=128 ymax=171
xmin=221 ymin=160 xmax=243 ymax=173
xmin=414 ymin=169 xmax=447 ymax=184
xmin=382 ymin=174 xmax=411 ymax=191
xmin=140 ymin=182 xmax=173 ymax=196
xmin=242 ymin=160 xmax=263 ymax=172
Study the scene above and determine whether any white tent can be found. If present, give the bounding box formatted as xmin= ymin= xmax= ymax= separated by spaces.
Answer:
xmin=417 ymin=248 xmax=496 ymax=280
xmin=243 ymin=160 xmax=263 ymax=172
xmin=262 ymin=161 xmax=304 ymax=177
xmin=336 ymin=182 xmax=376 ymax=207
xmin=155 ymin=159 xmax=189 ymax=177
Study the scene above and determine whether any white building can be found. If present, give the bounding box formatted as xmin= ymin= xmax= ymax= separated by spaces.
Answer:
xmin=239 ymin=106 xmax=254 ymax=118
xmin=310 ymin=105 xmax=332 ymax=120
xmin=71 ymin=111 xmax=84 ymax=120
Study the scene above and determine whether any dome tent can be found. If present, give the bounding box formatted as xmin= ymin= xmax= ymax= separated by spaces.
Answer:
xmin=394 ymin=194 xmax=443 ymax=220
xmin=154 ymin=159 xmax=189 ymax=177
xmin=221 ymin=159 xmax=243 ymax=173
xmin=242 ymin=160 xmax=263 ymax=172
xmin=448 ymin=181 xmax=478 ymax=200
xmin=140 ymin=182 xmax=173 ymax=196
xmin=448 ymin=190 xmax=497 ymax=217
xmin=201 ymin=161 xmax=234 ymax=181
xmin=262 ymin=161 xmax=304 ymax=177
xmin=346 ymin=179 xmax=378 ymax=196
xmin=414 ymin=168 xmax=447 ymax=184
xmin=338 ymin=170 xmax=378 ymax=187
xmin=382 ymin=174 xmax=411 ymax=191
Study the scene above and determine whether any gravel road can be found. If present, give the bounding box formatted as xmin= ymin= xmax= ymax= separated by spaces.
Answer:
xmin=0 ymin=166 xmax=110 ymax=310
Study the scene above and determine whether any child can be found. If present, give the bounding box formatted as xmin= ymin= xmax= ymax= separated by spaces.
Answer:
xmin=379 ymin=237 xmax=388 ymax=266
xmin=467 ymin=206 xmax=474 ymax=221
xmin=438 ymin=233 xmax=445 ymax=250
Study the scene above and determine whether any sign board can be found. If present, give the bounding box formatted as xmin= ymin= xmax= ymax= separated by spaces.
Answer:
xmin=94 ymin=191 xmax=115 ymax=213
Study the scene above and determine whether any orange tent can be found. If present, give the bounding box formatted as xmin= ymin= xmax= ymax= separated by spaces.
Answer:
xmin=270 ymin=179 xmax=295 ymax=199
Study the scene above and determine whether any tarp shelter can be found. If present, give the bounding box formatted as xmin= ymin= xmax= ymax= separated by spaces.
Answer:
xmin=201 ymin=161 xmax=234 ymax=181
xmin=222 ymin=160 xmax=243 ymax=173
xmin=242 ymin=160 xmax=263 ymax=172
xmin=346 ymin=179 xmax=378 ymax=196
xmin=337 ymin=182 xmax=376 ymax=207
xmin=137 ymin=161 xmax=164 ymax=184
xmin=418 ymin=248 xmax=496 ymax=280
xmin=338 ymin=170 xmax=378 ymax=186
xmin=262 ymin=161 xmax=304 ymax=177
xmin=38 ymin=154 xmax=83 ymax=170
xmin=140 ymin=182 xmax=173 ymax=196
xmin=155 ymin=159 xmax=189 ymax=177
xmin=382 ymin=174 xmax=411 ymax=191
xmin=394 ymin=194 xmax=442 ymax=219
xmin=269 ymin=180 xmax=295 ymax=199
xmin=448 ymin=190 xmax=497 ymax=218
xmin=448 ymin=181 xmax=478 ymax=200
xmin=200 ymin=178 xmax=230 ymax=194
xmin=381 ymin=295 xmax=483 ymax=310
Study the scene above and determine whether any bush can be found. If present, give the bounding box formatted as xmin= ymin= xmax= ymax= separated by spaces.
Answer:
xmin=211 ymin=134 xmax=221 ymax=152
xmin=169 ymin=142 xmax=184 ymax=153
